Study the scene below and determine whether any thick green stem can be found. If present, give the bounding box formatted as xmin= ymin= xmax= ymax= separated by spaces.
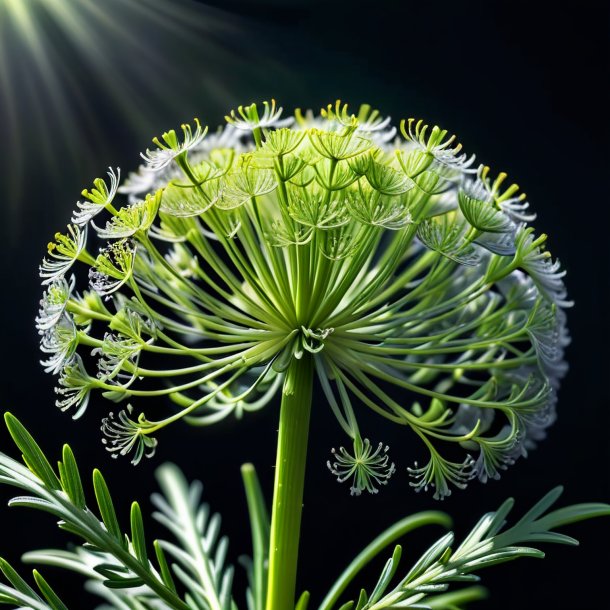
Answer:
xmin=266 ymin=356 xmax=314 ymax=610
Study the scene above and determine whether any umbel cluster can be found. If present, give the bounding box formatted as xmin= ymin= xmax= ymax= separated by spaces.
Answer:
xmin=37 ymin=100 xmax=570 ymax=499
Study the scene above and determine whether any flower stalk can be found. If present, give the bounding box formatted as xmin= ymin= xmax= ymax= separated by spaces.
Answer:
xmin=266 ymin=356 xmax=314 ymax=610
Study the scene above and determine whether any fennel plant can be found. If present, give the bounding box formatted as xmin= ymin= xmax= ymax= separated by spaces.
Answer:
xmin=0 ymin=100 xmax=606 ymax=610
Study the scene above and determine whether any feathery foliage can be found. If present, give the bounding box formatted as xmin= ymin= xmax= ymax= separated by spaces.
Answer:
xmin=321 ymin=487 xmax=610 ymax=609
xmin=0 ymin=413 xmax=240 ymax=610
xmin=0 ymin=415 xmax=607 ymax=610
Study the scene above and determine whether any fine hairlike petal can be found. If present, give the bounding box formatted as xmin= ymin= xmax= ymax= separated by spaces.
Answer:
xmin=327 ymin=437 xmax=396 ymax=495
xmin=55 ymin=354 xmax=94 ymax=418
xmin=101 ymin=406 xmax=158 ymax=466
xmin=515 ymin=226 xmax=573 ymax=308
xmin=141 ymin=119 xmax=208 ymax=171
xmin=39 ymin=224 xmax=88 ymax=285
xmin=35 ymin=274 xmax=75 ymax=332
xmin=226 ymin=99 xmax=293 ymax=131
xmin=40 ymin=314 xmax=79 ymax=375
xmin=401 ymin=118 xmax=477 ymax=173
xmin=72 ymin=167 xmax=120 ymax=226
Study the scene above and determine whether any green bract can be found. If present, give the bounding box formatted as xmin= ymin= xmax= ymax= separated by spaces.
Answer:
xmin=37 ymin=100 xmax=570 ymax=499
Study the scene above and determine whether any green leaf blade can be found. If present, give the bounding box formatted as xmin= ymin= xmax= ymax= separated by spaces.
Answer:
xmin=58 ymin=445 xmax=86 ymax=510
xmin=4 ymin=414 xmax=61 ymax=491
xmin=92 ymin=469 xmax=124 ymax=548
xmin=32 ymin=571 xmax=69 ymax=610
xmin=130 ymin=501 xmax=148 ymax=564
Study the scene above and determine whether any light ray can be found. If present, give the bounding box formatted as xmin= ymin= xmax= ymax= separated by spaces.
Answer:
xmin=0 ymin=0 xmax=287 ymax=242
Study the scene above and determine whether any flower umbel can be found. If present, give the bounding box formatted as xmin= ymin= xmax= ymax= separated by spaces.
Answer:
xmin=39 ymin=224 xmax=91 ymax=284
xmin=101 ymin=406 xmax=158 ymax=466
xmin=35 ymin=275 xmax=75 ymax=332
xmin=328 ymin=437 xmax=396 ymax=495
xmin=141 ymin=118 xmax=208 ymax=171
xmin=72 ymin=167 xmax=121 ymax=226
xmin=37 ymin=100 xmax=571 ymax=498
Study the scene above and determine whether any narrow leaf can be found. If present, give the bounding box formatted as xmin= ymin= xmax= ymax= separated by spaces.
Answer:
xmin=130 ymin=502 xmax=148 ymax=564
xmin=241 ymin=463 xmax=269 ymax=610
xmin=512 ymin=487 xmax=563 ymax=529
xmin=355 ymin=589 xmax=368 ymax=610
xmin=295 ymin=590 xmax=310 ymax=610
xmin=58 ymin=445 xmax=85 ymax=509
xmin=404 ymin=532 xmax=454 ymax=583
xmin=486 ymin=498 xmax=515 ymax=538
xmin=8 ymin=496 xmax=59 ymax=515
xmin=153 ymin=540 xmax=177 ymax=593
xmin=525 ymin=532 xmax=579 ymax=546
xmin=461 ymin=547 xmax=544 ymax=570
xmin=535 ymin=503 xmax=610 ymax=531
xmin=32 ymin=571 xmax=69 ymax=610
xmin=104 ymin=576 xmax=146 ymax=589
xmin=4 ymin=413 xmax=61 ymax=490
xmin=94 ymin=563 xmax=131 ymax=577
xmin=92 ymin=469 xmax=124 ymax=547
xmin=369 ymin=545 xmax=402 ymax=604
xmin=0 ymin=558 xmax=37 ymax=597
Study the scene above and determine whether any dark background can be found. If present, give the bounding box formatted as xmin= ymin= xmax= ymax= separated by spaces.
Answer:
xmin=0 ymin=0 xmax=608 ymax=608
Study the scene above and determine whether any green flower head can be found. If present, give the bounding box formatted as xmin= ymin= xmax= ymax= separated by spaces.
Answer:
xmin=37 ymin=100 xmax=570 ymax=499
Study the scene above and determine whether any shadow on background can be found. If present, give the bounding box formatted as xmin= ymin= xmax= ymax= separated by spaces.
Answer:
xmin=0 ymin=0 xmax=608 ymax=608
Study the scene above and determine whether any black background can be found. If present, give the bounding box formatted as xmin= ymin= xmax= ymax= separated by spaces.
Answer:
xmin=0 ymin=1 xmax=608 ymax=609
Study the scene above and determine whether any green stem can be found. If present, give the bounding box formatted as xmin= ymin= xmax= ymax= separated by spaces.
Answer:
xmin=266 ymin=356 xmax=314 ymax=610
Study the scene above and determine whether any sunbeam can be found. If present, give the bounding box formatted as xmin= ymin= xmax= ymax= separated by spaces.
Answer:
xmin=0 ymin=0 xmax=286 ymax=240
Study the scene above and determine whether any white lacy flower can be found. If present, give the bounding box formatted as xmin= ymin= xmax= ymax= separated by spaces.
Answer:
xmin=92 ymin=192 xmax=160 ymax=239
xmin=402 ymin=118 xmax=476 ymax=173
xmin=40 ymin=314 xmax=79 ymax=375
xmin=36 ymin=275 xmax=75 ymax=332
xmin=55 ymin=354 xmax=94 ymax=419
xmin=141 ymin=119 xmax=207 ymax=171
xmin=527 ymin=304 xmax=570 ymax=383
xmin=320 ymin=100 xmax=398 ymax=144
xmin=408 ymin=454 xmax=474 ymax=500
xmin=93 ymin=332 xmax=144 ymax=381
xmin=39 ymin=224 xmax=88 ymax=285
xmin=516 ymin=226 xmax=573 ymax=308
xmin=101 ymin=406 xmax=158 ymax=466
xmin=34 ymin=101 xmax=572 ymax=485
xmin=119 ymin=165 xmax=163 ymax=202
xmin=226 ymin=99 xmax=293 ymax=131
xmin=89 ymin=239 xmax=137 ymax=297
xmin=71 ymin=167 xmax=120 ymax=226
